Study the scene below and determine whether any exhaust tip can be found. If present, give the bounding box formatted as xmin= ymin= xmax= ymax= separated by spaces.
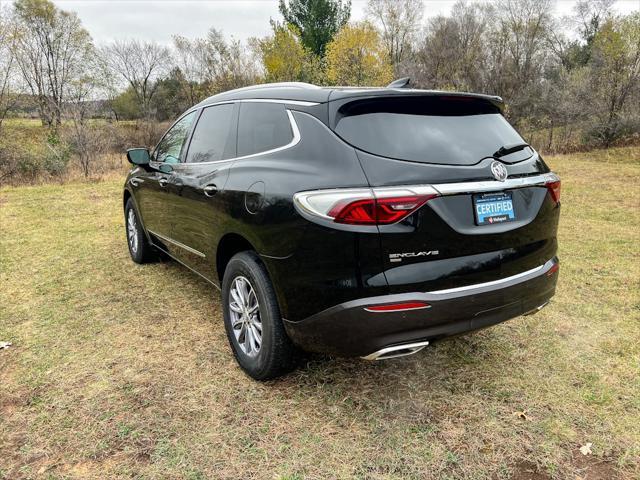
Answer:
xmin=523 ymin=301 xmax=550 ymax=316
xmin=361 ymin=341 xmax=429 ymax=361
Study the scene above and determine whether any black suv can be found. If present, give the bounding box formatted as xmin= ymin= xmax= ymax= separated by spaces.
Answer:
xmin=124 ymin=82 xmax=561 ymax=380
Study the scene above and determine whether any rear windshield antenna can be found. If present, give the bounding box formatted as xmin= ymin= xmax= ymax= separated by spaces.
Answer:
xmin=387 ymin=77 xmax=411 ymax=89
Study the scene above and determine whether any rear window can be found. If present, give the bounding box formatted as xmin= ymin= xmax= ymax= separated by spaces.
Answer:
xmin=333 ymin=96 xmax=526 ymax=165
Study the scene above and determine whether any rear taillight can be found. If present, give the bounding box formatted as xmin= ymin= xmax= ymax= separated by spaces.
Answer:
xmin=546 ymin=179 xmax=561 ymax=203
xmin=546 ymin=263 xmax=559 ymax=277
xmin=330 ymin=195 xmax=436 ymax=225
xmin=294 ymin=186 xmax=439 ymax=226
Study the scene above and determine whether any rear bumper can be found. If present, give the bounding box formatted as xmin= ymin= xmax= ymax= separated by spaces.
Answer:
xmin=283 ymin=258 xmax=559 ymax=358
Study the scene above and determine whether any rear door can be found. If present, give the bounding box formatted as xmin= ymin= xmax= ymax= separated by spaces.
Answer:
xmin=169 ymin=103 xmax=238 ymax=278
xmin=331 ymin=95 xmax=560 ymax=292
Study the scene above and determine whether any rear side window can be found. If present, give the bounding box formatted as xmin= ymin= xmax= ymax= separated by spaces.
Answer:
xmin=333 ymin=96 xmax=526 ymax=166
xmin=186 ymin=104 xmax=236 ymax=163
xmin=238 ymin=103 xmax=293 ymax=157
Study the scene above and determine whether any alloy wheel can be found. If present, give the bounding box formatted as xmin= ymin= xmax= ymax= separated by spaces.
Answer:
xmin=229 ymin=276 xmax=262 ymax=357
xmin=127 ymin=208 xmax=138 ymax=254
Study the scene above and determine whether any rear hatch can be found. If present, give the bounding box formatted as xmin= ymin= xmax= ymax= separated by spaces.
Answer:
xmin=329 ymin=93 xmax=561 ymax=293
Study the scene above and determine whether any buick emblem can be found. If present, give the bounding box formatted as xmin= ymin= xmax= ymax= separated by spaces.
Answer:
xmin=491 ymin=161 xmax=508 ymax=182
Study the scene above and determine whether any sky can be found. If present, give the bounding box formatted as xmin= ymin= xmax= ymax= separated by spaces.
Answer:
xmin=35 ymin=0 xmax=640 ymax=46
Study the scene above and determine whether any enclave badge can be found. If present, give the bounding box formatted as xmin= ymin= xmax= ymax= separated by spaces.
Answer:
xmin=389 ymin=251 xmax=439 ymax=263
xmin=491 ymin=161 xmax=508 ymax=182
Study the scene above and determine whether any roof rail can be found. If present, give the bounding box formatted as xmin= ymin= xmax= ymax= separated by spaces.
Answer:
xmin=387 ymin=77 xmax=411 ymax=89
xmin=224 ymin=82 xmax=320 ymax=95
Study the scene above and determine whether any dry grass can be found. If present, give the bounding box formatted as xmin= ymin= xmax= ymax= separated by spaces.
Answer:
xmin=0 ymin=146 xmax=638 ymax=479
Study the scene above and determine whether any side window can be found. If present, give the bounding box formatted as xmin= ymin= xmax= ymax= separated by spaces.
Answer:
xmin=154 ymin=111 xmax=196 ymax=163
xmin=185 ymin=104 xmax=236 ymax=163
xmin=237 ymin=103 xmax=293 ymax=157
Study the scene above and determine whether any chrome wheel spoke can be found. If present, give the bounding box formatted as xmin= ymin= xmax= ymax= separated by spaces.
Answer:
xmin=230 ymin=288 xmax=244 ymax=309
xmin=231 ymin=313 xmax=243 ymax=328
xmin=229 ymin=301 xmax=243 ymax=314
xmin=249 ymin=324 xmax=261 ymax=348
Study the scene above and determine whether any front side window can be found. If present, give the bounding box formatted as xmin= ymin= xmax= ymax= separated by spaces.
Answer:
xmin=185 ymin=104 xmax=236 ymax=163
xmin=237 ymin=103 xmax=293 ymax=157
xmin=154 ymin=111 xmax=196 ymax=163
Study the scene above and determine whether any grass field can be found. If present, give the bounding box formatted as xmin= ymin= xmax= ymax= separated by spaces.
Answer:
xmin=1 ymin=146 xmax=639 ymax=479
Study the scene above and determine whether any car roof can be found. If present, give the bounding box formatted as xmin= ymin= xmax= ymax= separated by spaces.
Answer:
xmin=194 ymin=82 xmax=503 ymax=108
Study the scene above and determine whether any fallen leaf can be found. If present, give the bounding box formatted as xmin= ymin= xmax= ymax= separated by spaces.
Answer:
xmin=512 ymin=410 xmax=530 ymax=421
xmin=579 ymin=443 xmax=593 ymax=455
xmin=0 ymin=341 xmax=11 ymax=350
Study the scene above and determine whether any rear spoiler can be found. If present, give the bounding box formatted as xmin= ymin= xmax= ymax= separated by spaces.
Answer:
xmin=328 ymin=92 xmax=505 ymax=129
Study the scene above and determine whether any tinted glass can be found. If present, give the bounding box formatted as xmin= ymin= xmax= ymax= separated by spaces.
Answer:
xmin=238 ymin=103 xmax=293 ymax=157
xmin=186 ymin=104 xmax=236 ymax=163
xmin=154 ymin=111 xmax=196 ymax=163
xmin=334 ymin=96 xmax=526 ymax=166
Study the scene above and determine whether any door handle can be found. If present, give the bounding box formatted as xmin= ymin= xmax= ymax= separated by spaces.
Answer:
xmin=203 ymin=184 xmax=218 ymax=197
xmin=158 ymin=177 xmax=169 ymax=187
xmin=129 ymin=178 xmax=143 ymax=187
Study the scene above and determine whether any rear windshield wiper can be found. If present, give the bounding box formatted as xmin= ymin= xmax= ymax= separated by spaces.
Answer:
xmin=493 ymin=143 xmax=530 ymax=158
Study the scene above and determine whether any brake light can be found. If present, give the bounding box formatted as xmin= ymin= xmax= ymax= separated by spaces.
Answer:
xmin=546 ymin=179 xmax=561 ymax=203
xmin=546 ymin=263 xmax=559 ymax=276
xmin=294 ymin=186 xmax=440 ymax=227
xmin=329 ymin=195 xmax=436 ymax=225
xmin=365 ymin=301 xmax=431 ymax=312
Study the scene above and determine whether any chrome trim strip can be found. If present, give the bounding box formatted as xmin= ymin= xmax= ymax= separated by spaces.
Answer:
xmin=426 ymin=264 xmax=545 ymax=295
xmin=148 ymin=230 xmax=206 ymax=258
xmin=292 ymin=173 xmax=557 ymax=222
xmin=240 ymin=98 xmax=320 ymax=107
xmin=373 ymin=184 xmax=440 ymax=197
xmin=361 ymin=341 xmax=430 ymax=361
xmin=150 ymin=242 xmax=220 ymax=289
xmin=433 ymin=173 xmax=557 ymax=196
xmin=159 ymin=109 xmax=302 ymax=168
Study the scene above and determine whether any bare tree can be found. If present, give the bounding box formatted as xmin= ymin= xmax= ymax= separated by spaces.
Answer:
xmin=409 ymin=1 xmax=487 ymax=91
xmin=0 ymin=5 xmax=19 ymax=131
xmin=366 ymin=0 xmax=424 ymax=74
xmin=172 ymin=35 xmax=206 ymax=105
xmin=200 ymin=29 xmax=260 ymax=94
xmin=102 ymin=39 xmax=170 ymax=119
xmin=11 ymin=0 xmax=94 ymax=131
xmin=64 ymin=61 xmax=109 ymax=177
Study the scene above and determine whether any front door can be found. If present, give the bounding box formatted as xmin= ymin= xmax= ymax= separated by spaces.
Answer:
xmin=142 ymin=110 xmax=197 ymax=253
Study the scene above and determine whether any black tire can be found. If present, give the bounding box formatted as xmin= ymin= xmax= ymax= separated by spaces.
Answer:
xmin=125 ymin=198 xmax=155 ymax=264
xmin=222 ymin=251 xmax=300 ymax=380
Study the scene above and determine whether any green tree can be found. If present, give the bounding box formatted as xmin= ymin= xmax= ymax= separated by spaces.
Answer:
xmin=325 ymin=22 xmax=393 ymax=86
xmin=151 ymin=68 xmax=191 ymax=121
xmin=279 ymin=0 xmax=351 ymax=56
xmin=110 ymin=87 xmax=142 ymax=121
xmin=256 ymin=22 xmax=324 ymax=83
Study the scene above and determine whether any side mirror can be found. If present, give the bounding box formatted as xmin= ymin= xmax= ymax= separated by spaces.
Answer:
xmin=126 ymin=148 xmax=150 ymax=165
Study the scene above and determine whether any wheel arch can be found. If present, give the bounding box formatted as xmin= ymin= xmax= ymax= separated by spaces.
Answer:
xmin=123 ymin=188 xmax=132 ymax=210
xmin=216 ymin=233 xmax=258 ymax=283
xmin=215 ymin=232 xmax=290 ymax=318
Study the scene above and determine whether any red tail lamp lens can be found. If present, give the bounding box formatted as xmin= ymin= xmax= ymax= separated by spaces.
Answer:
xmin=365 ymin=302 xmax=431 ymax=312
xmin=546 ymin=180 xmax=561 ymax=203
xmin=546 ymin=263 xmax=560 ymax=277
xmin=329 ymin=195 xmax=436 ymax=225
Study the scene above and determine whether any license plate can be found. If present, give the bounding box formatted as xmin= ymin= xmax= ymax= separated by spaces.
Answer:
xmin=473 ymin=192 xmax=516 ymax=225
